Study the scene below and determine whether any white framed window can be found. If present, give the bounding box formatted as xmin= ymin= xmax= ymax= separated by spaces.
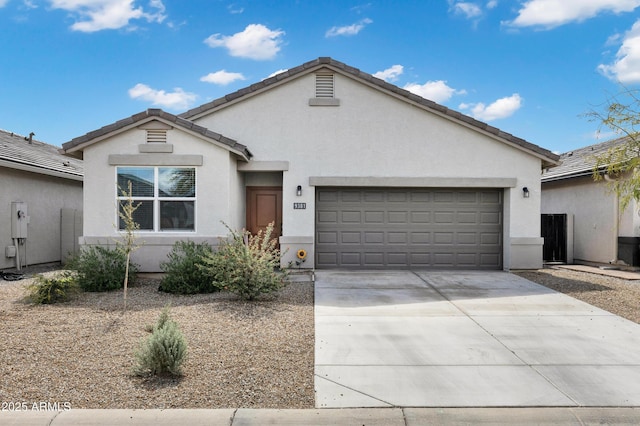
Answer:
xmin=116 ymin=166 xmax=196 ymax=232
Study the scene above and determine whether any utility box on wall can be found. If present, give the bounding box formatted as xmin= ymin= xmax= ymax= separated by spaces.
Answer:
xmin=11 ymin=202 xmax=29 ymax=239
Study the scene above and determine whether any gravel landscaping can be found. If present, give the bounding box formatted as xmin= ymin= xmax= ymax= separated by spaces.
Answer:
xmin=514 ymin=267 xmax=640 ymax=324
xmin=2 ymin=264 xmax=640 ymax=409
xmin=0 ymin=265 xmax=314 ymax=409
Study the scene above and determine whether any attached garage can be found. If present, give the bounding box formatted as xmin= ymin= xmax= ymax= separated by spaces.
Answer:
xmin=315 ymin=187 xmax=503 ymax=269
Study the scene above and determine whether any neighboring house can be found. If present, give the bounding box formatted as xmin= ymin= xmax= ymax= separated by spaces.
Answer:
xmin=0 ymin=129 xmax=83 ymax=270
xmin=60 ymin=57 xmax=560 ymax=272
xmin=541 ymin=137 xmax=640 ymax=266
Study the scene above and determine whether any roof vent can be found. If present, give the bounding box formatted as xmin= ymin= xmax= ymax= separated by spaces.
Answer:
xmin=315 ymin=73 xmax=334 ymax=98
xmin=146 ymin=129 xmax=167 ymax=143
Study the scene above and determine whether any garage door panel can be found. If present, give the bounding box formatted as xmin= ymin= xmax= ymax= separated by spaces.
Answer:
xmin=317 ymin=210 xmax=338 ymax=223
xmin=341 ymin=252 xmax=361 ymax=265
xmin=364 ymin=252 xmax=384 ymax=265
xmin=434 ymin=211 xmax=455 ymax=223
xmin=341 ymin=232 xmax=361 ymax=244
xmin=411 ymin=192 xmax=431 ymax=202
xmin=457 ymin=232 xmax=477 ymax=245
xmin=364 ymin=211 xmax=384 ymax=223
xmin=387 ymin=211 xmax=407 ymax=223
xmin=316 ymin=188 xmax=502 ymax=269
xmin=481 ymin=232 xmax=501 ymax=245
xmin=388 ymin=252 xmax=409 ymax=265
xmin=388 ymin=192 xmax=408 ymax=202
xmin=365 ymin=232 xmax=384 ymax=244
xmin=434 ymin=232 xmax=454 ymax=244
xmin=410 ymin=232 xmax=430 ymax=244
xmin=410 ymin=211 xmax=431 ymax=223
xmin=317 ymin=231 xmax=338 ymax=244
xmin=389 ymin=232 xmax=408 ymax=244
xmin=480 ymin=212 xmax=501 ymax=224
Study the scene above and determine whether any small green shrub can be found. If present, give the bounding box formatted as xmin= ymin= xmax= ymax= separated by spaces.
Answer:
xmin=200 ymin=222 xmax=288 ymax=300
xmin=25 ymin=272 xmax=80 ymax=304
xmin=158 ymin=241 xmax=217 ymax=294
xmin=133 ymin=307 xmax=187 ymax=377
xmin=66 ymin=245 xmax=138 ymax=292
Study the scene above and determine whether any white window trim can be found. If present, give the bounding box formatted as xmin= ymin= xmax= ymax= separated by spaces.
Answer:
xmin=116 ymin=166 xmax=197 ymax=233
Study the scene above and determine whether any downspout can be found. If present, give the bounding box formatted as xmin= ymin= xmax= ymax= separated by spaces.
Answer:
xmin=604 ymin=174 xmax=620 ymax=264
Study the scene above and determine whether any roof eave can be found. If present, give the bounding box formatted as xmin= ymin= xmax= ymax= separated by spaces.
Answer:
xmin=61 ymin=109 xmax=251 ymax=160
xmin=0 ymin=158 xmax=83 ymax=181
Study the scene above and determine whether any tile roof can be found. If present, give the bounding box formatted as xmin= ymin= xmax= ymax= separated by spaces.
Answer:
xmin=541 ymin=136 xmax=628 ymax=182
xmin=0 ymin=129 xmax=83 ymax=180
xmin=180 ymin=57 xmax=561 ymax=168
xmin=61 ymin=109 xmax=252 ymax=160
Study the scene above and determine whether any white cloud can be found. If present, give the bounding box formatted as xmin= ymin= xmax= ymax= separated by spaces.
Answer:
xmin=49 ymin=0 xmax=166 ymax=32
xmin=128 ymin=83 xmax=197 ymax=110
xmin=266 ymin=69 xmax=288 ymax=78
xmin=403 ymin=80 xmax=465 ymax=103
xmin=204 ymin=24 xmax=284 ymax=60
xmin=373 ymin=65 xmax=404 ymax=82
xmin=0 ymin=0 xmax=10 ymax=7
xmin=227 ymin=3 xmax=244 ymax=14
xmin=598 ymin=19 xmax=640 ymax=83
xmin=459 ymin=93 xmax=523 ymax=121
xmin=200 ymin=70 xmax=246 ymax=85
xmin=486 ymin=1 xmax=498 ymax=9
xmin=452 ymin=2 xmax=482 ymax=19
xmin=325 ymin=18 xmax=372 ymax=37
xmin=506 ymin=0 xmax=640 ymax=29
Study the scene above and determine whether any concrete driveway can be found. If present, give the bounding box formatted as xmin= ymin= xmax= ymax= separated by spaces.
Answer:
xmin=314 ymin=270 xmax=640 ymax=408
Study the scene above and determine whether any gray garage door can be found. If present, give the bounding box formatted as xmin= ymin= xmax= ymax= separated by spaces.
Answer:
xmin=315 ymin=188 xmax=503 ymax=269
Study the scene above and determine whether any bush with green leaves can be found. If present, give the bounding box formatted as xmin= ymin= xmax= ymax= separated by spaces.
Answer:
xmin=25 ymin=272 xmax=80 ymax=304
xmin=66 ymin=245 xmax=138 ymax=292
xmin=200 ymin=222 xmax=288 ymax=300
xmin=158 ymin=241 xmax=216 ymax=294
xmin=133 ymin=307 xmax=187 ymax=377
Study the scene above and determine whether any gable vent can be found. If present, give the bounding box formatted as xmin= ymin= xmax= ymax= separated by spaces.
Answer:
xmin=146 ymin=129 xmax=167 ymax=143
xmin=315 ymin=73 xmax=334 ymax=98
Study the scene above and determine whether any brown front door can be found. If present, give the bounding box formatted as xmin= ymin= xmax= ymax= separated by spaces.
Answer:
xmin=246 ymin=186 xmax=283 ymax=240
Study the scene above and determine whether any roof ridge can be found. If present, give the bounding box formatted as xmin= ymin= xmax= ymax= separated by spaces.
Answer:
xmin=61 ymin=109 xmax=252 ymax=160
xmin=178 ymin=56 xmax=559 ymax=166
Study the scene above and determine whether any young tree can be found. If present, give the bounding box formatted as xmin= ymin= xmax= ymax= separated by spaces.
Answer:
xmin=586 ymin=88 xmax=640 ymax=213
xmin=118 ymin=181 xmax=141 ymax=311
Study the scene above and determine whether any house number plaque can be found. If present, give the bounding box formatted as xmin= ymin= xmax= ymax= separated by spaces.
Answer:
xmin=293 ymin=203 xmax=306 ymax=209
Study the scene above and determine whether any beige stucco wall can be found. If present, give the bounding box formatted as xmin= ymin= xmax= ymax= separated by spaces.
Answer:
xmin=1 ymin=167 xmax=82 ymax=269
xmin=542 ymin=176 xmax=639 ymax=264
xmin=194 ymin=72 xmax=545 ymax=270
xmin=80 ymin=127 xmax=239 ymax=271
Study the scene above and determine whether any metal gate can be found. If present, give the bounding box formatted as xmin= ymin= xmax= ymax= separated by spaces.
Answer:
xmin=541 ymin=214 xmax=567 ymax=263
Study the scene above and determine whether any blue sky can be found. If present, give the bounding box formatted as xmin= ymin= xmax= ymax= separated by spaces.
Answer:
xmin=2 ymin=1 xmax=640 ymax=154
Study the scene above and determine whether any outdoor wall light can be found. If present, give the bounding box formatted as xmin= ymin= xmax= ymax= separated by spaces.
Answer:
xmin=296 ymin=185 xmax=302 ymax=196
xmin=522 ymin=187 xmax=530 ymax=198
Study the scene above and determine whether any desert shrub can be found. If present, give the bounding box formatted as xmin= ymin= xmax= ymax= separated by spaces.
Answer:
xmin=158 ymin=241 xmax=216 ymax=294
xmin=66 ymin=245 xmax=138 ymax=292
xmin=133 ymin=307 xmax=187 ymax=377
xmin=200 ymin=222 xmax=288 ymax=300
xmin=25 ymin=272 xmax=80 ymax=304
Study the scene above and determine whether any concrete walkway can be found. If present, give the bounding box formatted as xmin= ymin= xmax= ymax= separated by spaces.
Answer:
xmin=4 ymin=407 xmax=640 ymax=425
xmin=315 ymin=270 xmax=640 ymax=408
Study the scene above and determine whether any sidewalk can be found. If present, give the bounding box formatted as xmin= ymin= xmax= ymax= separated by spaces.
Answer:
xmin=4 ymin=407 xmax=640 ymax=425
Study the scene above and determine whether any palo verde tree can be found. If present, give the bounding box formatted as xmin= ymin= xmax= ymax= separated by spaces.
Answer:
xmin=585 ymin=88 xmax=640 ymax=213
